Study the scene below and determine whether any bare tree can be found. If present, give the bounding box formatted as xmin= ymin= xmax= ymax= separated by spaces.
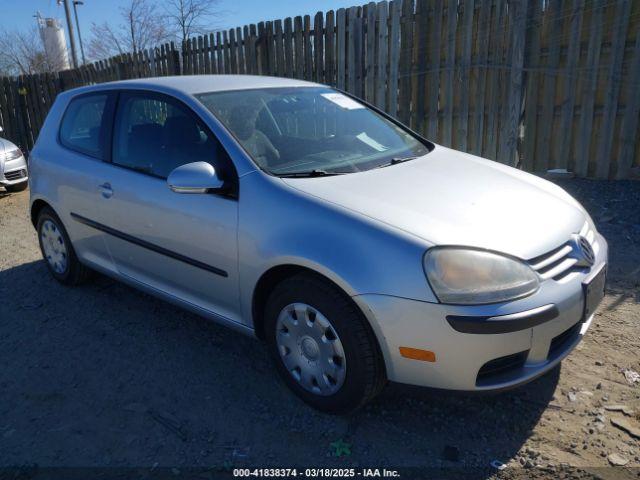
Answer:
xmin=87 ymin=0 xmax=169 ymax=60
xmin=87 ymin=22 xmax=128 ymax=59
xmin=164 ymin=0 xmax=220 ymax=45
xmin=0 ymin=27 xmax=63 ymax=76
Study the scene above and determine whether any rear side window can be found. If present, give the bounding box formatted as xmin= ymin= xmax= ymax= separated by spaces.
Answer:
xmin=59 ymin=94 xmax=108 ymax=158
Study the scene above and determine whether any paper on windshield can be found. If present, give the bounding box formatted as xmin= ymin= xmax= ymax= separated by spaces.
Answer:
xmin=356 ymin=132 xmax=388 ymax=152
xmin=321 ymin=93 xmax=365 ymax=110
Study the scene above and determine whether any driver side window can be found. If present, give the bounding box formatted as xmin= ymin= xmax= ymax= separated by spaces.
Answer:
xmin=112 ymin=92 xmax=233 ymax=181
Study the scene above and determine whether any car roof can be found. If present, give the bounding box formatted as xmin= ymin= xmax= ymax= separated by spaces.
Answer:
xmin=66 ymin=75 xmax=322 ymax=96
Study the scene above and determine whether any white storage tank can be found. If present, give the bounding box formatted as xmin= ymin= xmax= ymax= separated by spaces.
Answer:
xmin=38 ymin=17 xmax=71 ymax=71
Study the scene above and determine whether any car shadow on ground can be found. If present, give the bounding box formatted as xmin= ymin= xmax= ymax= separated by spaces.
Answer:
xmin=0 ymin=259 xmax=557 ymax=472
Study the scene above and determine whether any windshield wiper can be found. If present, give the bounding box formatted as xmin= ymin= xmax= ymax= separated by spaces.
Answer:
xmin=277 ymin=169 xmax=351 ymax=178
xmin=375 ymin=155 xmax=419 ymax=169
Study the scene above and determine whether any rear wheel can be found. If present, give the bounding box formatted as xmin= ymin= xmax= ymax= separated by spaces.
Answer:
xmin=265 ymin=273 xmax=386 ymax=413
xmin=4 ymin=182 xmax=27 ymax=192
xmin=37 ymin=207 xmax=91 ymax=285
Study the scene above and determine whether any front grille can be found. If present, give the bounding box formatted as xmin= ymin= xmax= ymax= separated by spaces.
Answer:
xmin=476 ymin=350 xmax=529 ymax=385
xmin=527 ymin=221 xmax=598 ymax=281
xmin=2 ymin=149 xmax=22 ymax=161
xmin=4 ymin=169 xmax=26 ymax=181
xmin=549 ymin=320 xmax=582 ymax=357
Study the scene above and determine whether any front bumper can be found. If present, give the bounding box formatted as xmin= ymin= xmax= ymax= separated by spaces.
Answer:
xmin=1 ymin=154 xmax=28 ymax=186
xmin=354 ymin=234 xmax=608 ymax=391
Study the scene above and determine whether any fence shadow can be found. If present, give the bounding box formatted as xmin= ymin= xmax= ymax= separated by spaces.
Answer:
xmin=0 ymin=258 xmax=557 ymax=472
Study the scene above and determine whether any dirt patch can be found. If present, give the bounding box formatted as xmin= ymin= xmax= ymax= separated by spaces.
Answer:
xmin=0 ymin=181 xmax=638 ymax=477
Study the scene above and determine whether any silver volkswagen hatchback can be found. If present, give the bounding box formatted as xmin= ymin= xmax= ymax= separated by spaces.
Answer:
xmin=30 ymin=76 xmax=607 ymax=413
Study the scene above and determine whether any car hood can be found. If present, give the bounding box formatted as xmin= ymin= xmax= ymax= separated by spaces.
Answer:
xmin=281 ymin=145 xmax=587 ymax=259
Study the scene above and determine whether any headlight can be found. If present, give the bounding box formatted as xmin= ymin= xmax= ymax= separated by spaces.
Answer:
xmin=424 ymin=248 xmax=539 ymax=305
xmin=2 ymin=148 xmax=22 ymax=161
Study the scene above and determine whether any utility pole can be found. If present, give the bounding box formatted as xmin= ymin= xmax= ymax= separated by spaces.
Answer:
xmin=72 ymin=1 xmax=86 ymax=65
xmin=60 ymin=0 xmax=79 ymax=68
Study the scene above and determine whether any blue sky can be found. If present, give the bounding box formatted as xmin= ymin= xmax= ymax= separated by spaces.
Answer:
xmin=1 ymin=0 xmax=361 ymax=47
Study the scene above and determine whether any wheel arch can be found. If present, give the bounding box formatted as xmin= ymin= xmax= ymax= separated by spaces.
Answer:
xmin=252 ymin=265 xmax=324 ymax=340
xmin=251 ymin=263 xmax=388 ymax=383
xmin=252 ymin=264 xmax=366 ymax=342
xmin=30 ymin=198 xmax=53 ymax=228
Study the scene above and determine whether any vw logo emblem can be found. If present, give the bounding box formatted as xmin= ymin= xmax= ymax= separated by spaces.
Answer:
xmin=571 ymin=234 xmax=595 ymax=266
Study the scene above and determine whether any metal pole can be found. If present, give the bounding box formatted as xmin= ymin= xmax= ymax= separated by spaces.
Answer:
xmin=72 ymin=1 xmax=86 ymax=65
xmin=62 ymin=0 xmax=79 ymax=68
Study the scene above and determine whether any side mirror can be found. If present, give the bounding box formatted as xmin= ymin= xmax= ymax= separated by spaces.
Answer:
xmin=167 ymin=161 xmax=224 ymax=194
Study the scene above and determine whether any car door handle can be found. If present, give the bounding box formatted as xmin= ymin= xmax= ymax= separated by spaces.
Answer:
xmin=98 ymin=182 xmax=113 ymax=198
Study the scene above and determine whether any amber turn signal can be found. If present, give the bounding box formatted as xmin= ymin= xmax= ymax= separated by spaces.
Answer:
xmin=399 ymin=347 xmax=436 ymax=362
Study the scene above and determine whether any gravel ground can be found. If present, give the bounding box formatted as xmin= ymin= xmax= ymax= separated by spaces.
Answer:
xmin=0 ymin=179 xmax=638 ymax=479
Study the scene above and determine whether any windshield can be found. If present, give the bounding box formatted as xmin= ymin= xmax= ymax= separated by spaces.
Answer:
xmin=196 ymin=87 xmax=430 ymax=176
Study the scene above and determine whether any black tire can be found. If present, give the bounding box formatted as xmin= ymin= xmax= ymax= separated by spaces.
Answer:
xmin=265 ymin=272 xmax=387 ymax=414
xmin=36 ymin=207 xmax=91 ymax=285
xmin=4 ymin=181 xmax=28 ymax=192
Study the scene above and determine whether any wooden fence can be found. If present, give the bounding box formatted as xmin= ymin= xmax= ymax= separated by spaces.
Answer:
xmin=0 ymin=0 xmax=638 ymax=179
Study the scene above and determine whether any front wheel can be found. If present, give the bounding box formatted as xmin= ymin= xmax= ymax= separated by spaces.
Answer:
xmin=265 ymin=273 xmax=386 ymax=414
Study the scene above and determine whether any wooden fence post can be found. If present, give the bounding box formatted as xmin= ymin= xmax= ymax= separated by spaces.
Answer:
xmin=387 ymin=0 xmax=401 ymax=118
xmin=498 ymin=0 xmax=528 ymax=166
xmin=293 ymin=17 xmax=304 ymax=79
xmin=616 ymin=26 xmax=640 ymax=179
xmin=275 ymin=20 xmax=285 ymax=77
xmin=375 ymin=1 xmax=388 ymax=111
xmin=364 ymin=3 xmax=376 ymax=103
xmin=557 ymin=0 xmax=584 ymax=172
xmin=336 ymin=8 xmax=347 ymax=90
xmin=521 ymin=0 xmax=543 ymax=171
xmin=325 ymin=11 xmax=336 ymax=86
xmin=398 ymin=0 xmax=414 ymax=126
xmin=314 ymin=12 xmax=325 ymax=84
xmin=303 ymin=15 xmax=313 ymax=81
xmin=457 ymin=0 xmax=474 ymax=152
xmin=595 ymin=0 xmax=631 ymax=179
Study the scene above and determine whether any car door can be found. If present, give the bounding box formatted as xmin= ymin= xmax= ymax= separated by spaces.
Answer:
xmin=99 ymin=90 xmax=241 ymax=323
xmin=54 ymin=91 xmax=118 ymax=273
